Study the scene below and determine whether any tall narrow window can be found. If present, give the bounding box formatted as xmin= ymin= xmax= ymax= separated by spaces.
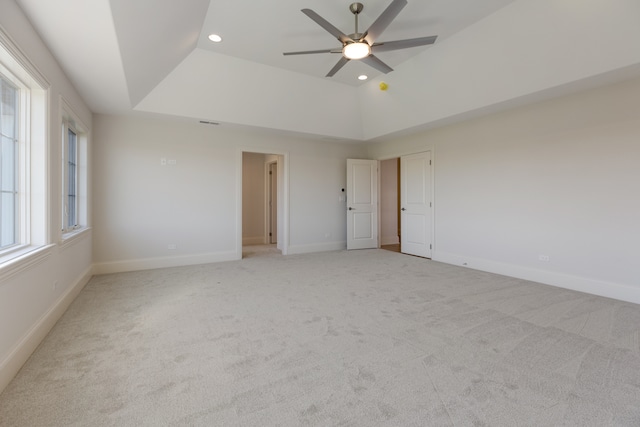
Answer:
xmin=0 ymin=75 xmax=18 ymax=249
xmin=0 ymin=26 xmax=48 ymax=261
xmin=62 ymin=121 xmax=79 ymax=232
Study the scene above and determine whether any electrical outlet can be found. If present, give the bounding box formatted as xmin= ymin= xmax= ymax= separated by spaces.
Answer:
xmin=52 ymin=281 xmax=58 ymax=290
xmin=168 ymin=244 xmax=177 ymax=250
xmin=168 ymin=159 xmax=177 ymax=165
xmin=538 ymin=255 xmax=550 ymax=262
xmin=160 ymin=158 xmax=167 ymax=166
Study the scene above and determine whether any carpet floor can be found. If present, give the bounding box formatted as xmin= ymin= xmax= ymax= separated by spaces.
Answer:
xmin=1 ymin=248 xmax=639 ymax=426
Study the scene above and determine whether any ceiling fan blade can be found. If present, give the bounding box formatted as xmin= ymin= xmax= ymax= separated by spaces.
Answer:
xmin=361 ymin=55 xmax=393 ymax=74
xmin=302 ymin=9 xmax=353 ymax=44
xmin=371 ymin=35 xmax=438 ymax=53
xmin=364 ymin=0 xmax=408 ymax=45
xmin=283 ymin=48 xmax=341 ymax=56
xmin=326 ymin=57 xmax=350 ymax=77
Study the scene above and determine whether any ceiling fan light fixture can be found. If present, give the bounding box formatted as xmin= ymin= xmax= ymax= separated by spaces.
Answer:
xmin=343 ymin=42 xmax=371 ymax=60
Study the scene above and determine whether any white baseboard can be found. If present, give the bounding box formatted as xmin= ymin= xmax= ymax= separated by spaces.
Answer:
xmin=434 ymin=251 xmax=640 ymax=305
xmin=0 ymin=266 xmax=92 ymax=395
xmin=92 ymin=250 xmax=239 ymax=275
xmin=287 ymin=241 xmax=346 ymax=255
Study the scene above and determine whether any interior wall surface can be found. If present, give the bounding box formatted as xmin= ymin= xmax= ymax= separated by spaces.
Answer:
xmin=0 ymin=0 xmax=94 ymax=394
xmin=92 ymin=115 xmax=366 ymax=273
xmin=368 ymin=76 xmax=640 ymax=304
xmin=358 ymin=0 xmax=640 ymax=140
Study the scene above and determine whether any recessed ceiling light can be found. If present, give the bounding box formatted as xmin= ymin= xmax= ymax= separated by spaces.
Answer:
xmin=208 ymin=34 xmax=222 ymax=43
xmin=358 ymin=75 xmax=368 ymax=81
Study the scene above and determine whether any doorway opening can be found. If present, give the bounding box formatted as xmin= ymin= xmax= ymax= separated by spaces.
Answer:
xmin=240 ymin=151 xmax=288 ymax=259
xmin=379 ymin=152 xmax=433 ymax=258
xmin=380 ymin=158 xmax=400 ymax=253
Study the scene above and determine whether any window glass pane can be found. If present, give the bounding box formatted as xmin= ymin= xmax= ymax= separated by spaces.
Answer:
xmin=1 ymin=79 xmax=17 ymax=139
xmin=1 ymin=191 xmax=15 ymax=246
xmin=0 ymin=76 xmax=18 ymax=248
xmin=66 ymin=127 xmax=77 ymax=228
xmin=1 ymin=135 xmax=15 ymax=191
xmin=67 ymin=195 xmax=76 ymax=227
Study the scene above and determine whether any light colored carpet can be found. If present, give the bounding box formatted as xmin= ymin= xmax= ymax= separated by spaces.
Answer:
xmin=1 ymin=249 xmax=640 ymax=426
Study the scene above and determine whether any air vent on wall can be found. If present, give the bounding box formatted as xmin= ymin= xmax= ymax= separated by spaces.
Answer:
xmin=199 ymin=120 xmax=219 ymax=125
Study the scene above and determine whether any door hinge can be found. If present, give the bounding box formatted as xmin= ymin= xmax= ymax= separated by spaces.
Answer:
xmin=429 ymin=160 xmax=432 ymax=165
xmin=269 ymin=171 xmax=272 ymax=175
xmin=269 ymin=232 xmax=272 ymax=236
xmin=430 ymin=244 xmax=432 ymax=250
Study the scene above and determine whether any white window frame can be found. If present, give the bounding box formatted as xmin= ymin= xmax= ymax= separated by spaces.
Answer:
xmin=0 ymin=26 xmax=50 ymax=271
xmin=60 ymin=97 xmax=88 ymax=242
xmin=61 ymin=120 xmax=78 ymax=233
xmin=0 ymin=72 xmax=22 ymax=250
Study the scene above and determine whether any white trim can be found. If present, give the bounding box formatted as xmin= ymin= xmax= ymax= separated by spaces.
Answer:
xmin=59 ymin=96 xmax=89 ymax=239
xmin=0 ymin=25 xmax=50 ymax=90
xmin=58 ymin=96 xmax=89 ymax=132
xmin=0 ymin=27 xmax=50 ymax=249
xmin=238 ymin=149 xmax=289 ymax=258
xmin=287 ymin=241 xmax=346 ymax=255
xmin=0 ymin=265 xmax=91 ymax=395
xmin=433 ymin=251 xmax=640 ymax=305
xmin=0 ymin=244 xmax=54 ymax=284
xmin=280 ymin=154 xmax=289 ymax=255
xmin=235 ymin=149 xmax=243 ymax=259
xmin=59 ymin=227 xmax=91 ymax=250
xmin=92 ymin=250 xmax=239 ymax=275
xmin=264 ymin=159 xmax=278 ymax=245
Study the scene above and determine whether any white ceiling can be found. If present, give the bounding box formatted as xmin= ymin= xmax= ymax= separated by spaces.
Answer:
xmin=15 ymin=0 xmax=513 ymax=112
xmin=13 ymin=0 xmax=640 ymax=141
xmin=196 ymin=0 xmax=514 ymax=85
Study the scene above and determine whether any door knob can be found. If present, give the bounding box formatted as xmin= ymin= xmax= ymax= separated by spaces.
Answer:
xmin=401 ymin=208 xmax=406 ymax=211
xmin=348 ymin=207 xmax=355 ymax=210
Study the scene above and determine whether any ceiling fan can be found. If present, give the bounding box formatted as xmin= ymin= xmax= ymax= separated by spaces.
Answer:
xmin=283 ymin=0 xmax=437 ymax=77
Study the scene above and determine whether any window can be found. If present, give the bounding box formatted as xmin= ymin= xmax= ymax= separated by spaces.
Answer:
xmin=62 ymin=122 xmax=78 ymax=232
xmin=1 ymin=75 xmax=18 ymax=248
xmin=0 ymin=27 xmax=48 ymax=261
xmin=60 ymin=99 xmax=88 ymax=238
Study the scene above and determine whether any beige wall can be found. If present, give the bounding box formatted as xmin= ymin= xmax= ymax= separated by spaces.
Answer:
xmin=369 ymin=75 xmax=640 ymax=303
xmin=0 ymin=0 xmax=94 ymax=394
xmin=92 ymin=115 xmax=366 ymax=272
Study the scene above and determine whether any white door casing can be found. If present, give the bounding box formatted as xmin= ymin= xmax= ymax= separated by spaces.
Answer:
xmin=237 ymin=150 xmax=289 ymax=259
xmin=401 ymin=152 xmax=432 ymax=258
xmin=268 ymin=162 xmax=277 ymax=244
xmin=347 ymin=159 xmax=378 ymax=250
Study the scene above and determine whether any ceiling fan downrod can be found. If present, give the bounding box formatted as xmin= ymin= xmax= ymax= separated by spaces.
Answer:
xmin=349 ymin=3 xmax=365 ymax=40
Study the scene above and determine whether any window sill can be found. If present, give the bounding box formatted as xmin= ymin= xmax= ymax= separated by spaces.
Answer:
xmin=0 ymin=244 xmax=55 ymax=284
xmin=60 ymin=227 xmax=91 ymax=250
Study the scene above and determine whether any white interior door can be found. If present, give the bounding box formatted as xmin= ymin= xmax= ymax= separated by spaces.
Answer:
xmin=347 ymin=159 xmax=378 ymax=250
xmin=401 ymin=152 xmax=432 ymax=257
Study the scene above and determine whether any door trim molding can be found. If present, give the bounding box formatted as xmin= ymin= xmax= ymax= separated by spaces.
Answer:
xmin=237 ymin=149 xmax=289 ymax=259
